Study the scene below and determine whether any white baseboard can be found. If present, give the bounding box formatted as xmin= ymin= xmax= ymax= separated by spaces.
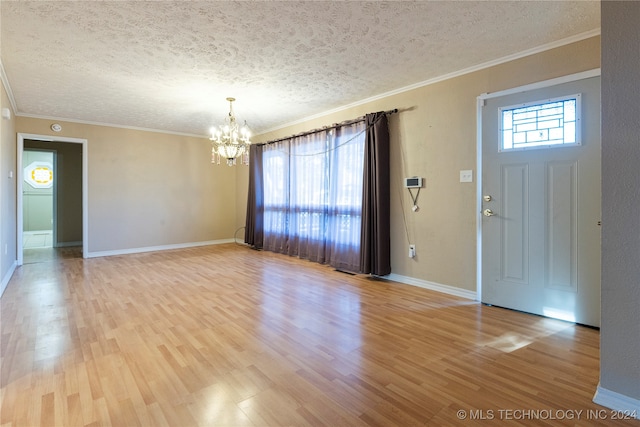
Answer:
xmin=593 ymin=384 xmax=640 ymax=419
xmin=56 ymin=241 xmax=82 ymax=248
xmin=0 ymin=261 xmax=17 ymax=298
xmin=86 ymin=238 xmax=236 ymax=258
xmin=386 ymin=273 xmax=478 ymax=300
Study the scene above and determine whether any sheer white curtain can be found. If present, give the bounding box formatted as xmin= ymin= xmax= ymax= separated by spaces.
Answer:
xmin=326 ymin=122 xmax=366 ymax=270
xmin=262 ymin=140 xmax=289 ymax=253
xmin=289 ymin=130 xmax=330 ymax=261
xmin=262 ymin=122 xmax=366 ymax=270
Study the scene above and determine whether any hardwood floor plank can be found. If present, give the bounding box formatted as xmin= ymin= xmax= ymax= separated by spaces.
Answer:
xmin=83 ymin=360 xmax=103 ymax=401
xmin=64 ymin=393 xmax=82 ymax=427
xmin=39 ymin=392 xmax=54 ymax=427
xmin=122 ymin=353 xmax=157 ymax=407
xmin=1 ymin=244 xmax=638 ymax=426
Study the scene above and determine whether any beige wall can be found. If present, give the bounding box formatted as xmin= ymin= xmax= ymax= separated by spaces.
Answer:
xmin=0 ymin=75 xmax=17 ymax=291
xmin=15 ymin=117 xmax=238 ymax=254
xmin=240 ymin=36 xmax=601 ymax=292
xmin=600 ymin=1 xmax=640 ymax=404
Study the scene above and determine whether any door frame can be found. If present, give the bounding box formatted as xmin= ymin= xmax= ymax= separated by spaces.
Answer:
xmin=475 ymin=68 xmax=601 ymax=300
xmin=17 ymin=133 xmax=88 ymax=264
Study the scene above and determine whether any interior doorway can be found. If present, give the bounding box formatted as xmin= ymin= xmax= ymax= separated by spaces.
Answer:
xmin=17 ymin=133 xmax=88 ymax=265
xmin=22 ymin=149 xmax=55 ymax=255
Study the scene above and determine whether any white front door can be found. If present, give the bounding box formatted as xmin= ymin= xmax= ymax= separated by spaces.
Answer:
xmin=481 ymin=75 xmax=601 ymax=327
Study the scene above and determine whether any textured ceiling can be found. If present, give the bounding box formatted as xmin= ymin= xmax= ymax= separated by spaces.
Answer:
xmin=1 ymin=1 xmax=600 ymax=137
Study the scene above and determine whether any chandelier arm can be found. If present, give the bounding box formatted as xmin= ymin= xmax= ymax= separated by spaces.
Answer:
xmin=210 ymin=97 xmax=252 ymax=166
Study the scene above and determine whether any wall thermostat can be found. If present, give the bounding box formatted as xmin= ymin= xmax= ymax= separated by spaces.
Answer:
xmin=404 ymin=177 xmax=423 ymax=188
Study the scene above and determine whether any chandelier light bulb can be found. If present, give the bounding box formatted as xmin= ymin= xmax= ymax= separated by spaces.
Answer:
xmin=210 ymin=97 xmax=251 ymax=166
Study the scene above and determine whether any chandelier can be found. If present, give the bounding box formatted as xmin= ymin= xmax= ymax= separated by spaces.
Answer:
xmin=210 ymin=97 xmax=251 ymax=166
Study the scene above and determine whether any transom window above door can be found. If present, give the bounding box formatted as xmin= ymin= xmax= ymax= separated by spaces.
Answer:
xmin=499 ymin=94 xmax=581 ymax=151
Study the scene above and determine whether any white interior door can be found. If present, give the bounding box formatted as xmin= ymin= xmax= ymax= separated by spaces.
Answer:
xmin=481 ymin=76 xmax=601 ymax=327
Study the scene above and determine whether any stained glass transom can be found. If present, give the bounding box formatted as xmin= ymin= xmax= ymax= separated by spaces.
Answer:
xmin=24 ymin=161 xmax=54 ymax=189
xmin=500 ymin=94 xmax=581 ymax=151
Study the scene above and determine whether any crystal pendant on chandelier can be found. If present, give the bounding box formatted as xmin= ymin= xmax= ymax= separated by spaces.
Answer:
xmin=210 ymin=97 xmax=251 ymax=166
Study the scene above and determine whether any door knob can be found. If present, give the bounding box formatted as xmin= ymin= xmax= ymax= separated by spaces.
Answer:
xmin=483 ymin=209 xmax=496 ymax=217
xmin=483 ymin=195 xmax=492 ymax=202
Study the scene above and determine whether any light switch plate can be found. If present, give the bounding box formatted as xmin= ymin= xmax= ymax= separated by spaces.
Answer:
xmin=460 ymin=170 xmax=473 ymax=183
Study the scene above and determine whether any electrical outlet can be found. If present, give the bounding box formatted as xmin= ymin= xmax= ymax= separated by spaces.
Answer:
xmin=409 ymin=244 xmax=416 ymax=258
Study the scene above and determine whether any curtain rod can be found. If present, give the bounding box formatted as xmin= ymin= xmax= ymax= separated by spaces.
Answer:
xmin=257 ymin=108 xmax=398 ymax=146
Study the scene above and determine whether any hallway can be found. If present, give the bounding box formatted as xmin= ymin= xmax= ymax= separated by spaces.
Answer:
xmin=23 ymin=230 xmax=82 ymax=264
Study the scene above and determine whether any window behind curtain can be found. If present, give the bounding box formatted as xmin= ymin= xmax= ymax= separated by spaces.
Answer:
xmin=262 ymin=121 xmax=366 ymax=270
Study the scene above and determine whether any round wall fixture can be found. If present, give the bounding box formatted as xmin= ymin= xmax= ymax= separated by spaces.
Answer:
xmin=51 ymin=123 xmax=62 ymax=132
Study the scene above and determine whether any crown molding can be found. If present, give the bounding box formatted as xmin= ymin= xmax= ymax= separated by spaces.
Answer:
xmin=0 ymin=59 xmax=18 ymax=114
xmin=3 ymin=58 xmax=206 ymax=138
xmin=4 ymin=27 xmax=601 ymax=139
xmin=15 ymin=112 xmax=208 ymax=139
xmin=260 ymin=28 xmax=601 ymax=135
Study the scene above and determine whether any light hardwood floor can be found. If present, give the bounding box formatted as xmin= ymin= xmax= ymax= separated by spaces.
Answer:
xmin=1 ymin=244 xmax=637 ymax=426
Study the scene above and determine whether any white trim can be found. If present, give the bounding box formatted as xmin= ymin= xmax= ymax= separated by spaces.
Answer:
xmin=593 ymin=385 xmax=640 ymax=419
xmin=0 ymin=261 xmax=17 ymax=298
xmin=81 ymin=139 xmax=88 ymax=259
xmin=5 ymin=30 xmax=600 ymax=138
xmin=478 ymin=69 xmax=601 ymax=101
xmin=386 ymin=273 xmax=478 ymax=300
xmin=86 ymin=239 xmax=235 ymax=259
xmin=0 ymin=60 xmax=18 ymax=113
xmin=261 ymin=29 xmax=601 ymax=135
xmin=15 ymin=113 xmax=207 ymax=139
xmin=17 ymin=137 xmax=24 ymax=265
xmin=17 ymin=133 xmax=89 ymax=264
xmin=56 ymin=241 xmax=82 ymax=248
xmin=475 ymin=68 xmax=601 ymax=304
xmin=53 ymin=151 xmax=59 ymax=247
xmin=476 ymin=97 xmax=484 ymax=302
